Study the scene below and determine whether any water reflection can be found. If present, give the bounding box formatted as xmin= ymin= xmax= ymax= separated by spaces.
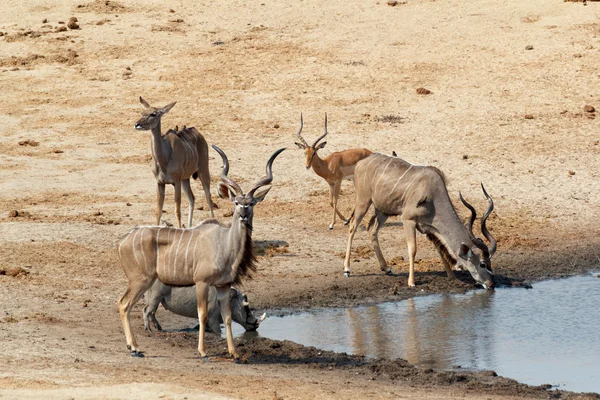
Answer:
xmin=233 ymin=273 xmax=600 ymax=393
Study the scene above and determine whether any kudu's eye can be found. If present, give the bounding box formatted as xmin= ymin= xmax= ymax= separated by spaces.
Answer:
xmin=150 ymin=112 xmax=157 ymax=117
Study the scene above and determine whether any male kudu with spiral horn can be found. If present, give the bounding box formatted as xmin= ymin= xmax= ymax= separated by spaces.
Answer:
xmin=344 ymin=153 xmax=496 ymax=289
xmin=117 ymin=146 xmax=285 ymax=360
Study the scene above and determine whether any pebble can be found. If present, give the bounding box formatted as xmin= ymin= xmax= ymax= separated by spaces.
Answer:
xmin=584 ymin=105 xmax=595 ymax=113
xmin=525 ymin=45 xmax=534 ymax=50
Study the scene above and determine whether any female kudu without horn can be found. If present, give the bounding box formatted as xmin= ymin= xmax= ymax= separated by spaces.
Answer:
xmin=117 ymin=146 xmax=285 ymax=361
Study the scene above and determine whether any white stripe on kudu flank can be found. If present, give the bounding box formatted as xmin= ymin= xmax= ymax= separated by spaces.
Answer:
xmin=388 ymin=165 xmax=414 ymax=196
xmin=139 ymin=228 xmax=148 ymax=267
xmin=173 ymin=229 xmax=185 ymax=277
xmin=375 ymin=158 xmax=394 ymax=192
xmin=400 ymin=168 xmax=425 ymax=204
xmin=362 ymin=154 xmax=383 ymax=188
xmin=131 ymin=228 xmax=143 ymax=266
xmin=184 ymin=229 xmax=194 ymax=272
xmin=155 ymin=227 xmax=162 ymax=270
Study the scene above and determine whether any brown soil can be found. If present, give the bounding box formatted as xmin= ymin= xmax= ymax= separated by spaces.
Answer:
xmin=1 ymin=0 xmax=599 ymax=399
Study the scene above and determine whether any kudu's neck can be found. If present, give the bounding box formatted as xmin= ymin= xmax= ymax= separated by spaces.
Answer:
xmin=226 ymin=211 xmax=256 ymax=285
xmin=150 ymin=120 xmax=171 ymax=171
xmin=430 ymin=196 xmax=474 ymax=257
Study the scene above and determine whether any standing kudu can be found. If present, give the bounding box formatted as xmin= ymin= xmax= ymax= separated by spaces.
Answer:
xmin=117 ymin=145 xmax=285 ymax=360
xmin=134 ymin=97 xmax=214 ymax=228
xmin=294 ymin=114 xmax=372 ymax=230
xmin=344 ymin=153 xmax=496 ymax=289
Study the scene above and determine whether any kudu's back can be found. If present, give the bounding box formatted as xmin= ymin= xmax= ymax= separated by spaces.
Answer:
xmin=354 ymin=153 xmax=450 ymax=217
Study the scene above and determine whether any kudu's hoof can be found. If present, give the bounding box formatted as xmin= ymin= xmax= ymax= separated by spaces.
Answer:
xmin=201 ymin=356 xmax=209 ymax=363
xmin=344 ymin=219 xmax=351 ymax=226
xmin=385 ymin=269 xmax=393 ymax=276
xmin=233 ymin=357 xmax=241 ymax=364
xmin=130 ymin=350 xmax=145 ymax=358
xmin=328 ymin=226 xmax=334 ymax=231
xmin=344 ymin=271 xmax=350 ymax=278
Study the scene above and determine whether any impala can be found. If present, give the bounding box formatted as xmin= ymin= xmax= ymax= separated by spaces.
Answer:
xmin=343 ymin=153 xmax=496 ymax=289
xmin=117 ymin=145 xmax=285 ymax=360
xmin=135 ymin=97 xmax=214 ymax=228
xmin=294 ymin=114 xmax=372 ymax=230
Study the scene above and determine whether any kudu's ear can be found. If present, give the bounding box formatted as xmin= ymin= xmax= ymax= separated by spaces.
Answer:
xmin=218 ymin=182 xmax=235 ymax=200
xmin=252 ymin=186 xmax=272 ymax=203
xmin=294 ymin=142 xmax=305 ymax=149
xmin=316 ymin=141 xmax=327 ymax=150
xmin=458 ymin=243 xmax=473 ymax=259
xmin=161 ymin=102 xmax=176 ymax=114
xmin=230 ymin=287 xmax=239 ymax=298
xmin=139 ymin=96 xmax=150 ymax=108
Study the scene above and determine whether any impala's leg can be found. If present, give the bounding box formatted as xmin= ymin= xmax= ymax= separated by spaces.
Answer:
xmin=174 ymin=181 xmax=182 ymax=228
xmin=197 ymin=169 xmax=214 ymax=218
xmin=343 ymin=198 xmax=372 ymax=277
xmin=333 ymin=180 xmax=348 ymax=225
xmin=435 ymin=247 xmax=456 ymax=280
xmin=195 ymin=281 xmax=210 ymax=361
xmin=369 ymin=210 xmax=391 ymax=274
xmin=156 ymin=183 xmax=166 ymax=225
xmin=216 ymin=285 xmax=240 ymax=362
xmin=404 ymin=220 xmax=417 ymax=287
xmin=182 ymin=178 xmax=195 ymax=228
xmin=118 ymin=277 xmax=156 ymax=356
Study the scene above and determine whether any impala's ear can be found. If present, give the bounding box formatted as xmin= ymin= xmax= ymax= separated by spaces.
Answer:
xmin=139 ymin=96 xmax=150 ymax=108
xmin=218 ymin=182 xmax=235 ymax=200
xmin=316 ymin=141 xmax=327 ymax=150
xmin=253 ymin=187 xmax=272 ymax=203
xmin=458 ymin=243 xmax=472 ymax=259
xmin=161 ymin=102 xmax=176 ymax=114
xmin=294 ymin=142 xmax=305 ymax=149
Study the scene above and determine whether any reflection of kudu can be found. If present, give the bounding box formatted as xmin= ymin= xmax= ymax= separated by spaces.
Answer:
xmin=343 ymin=153 xmax=496 ymax=289
xmin=294 ymin=114 xmax=372 ymax=230
xmin=134 ymin=97 xmax=214 ymax=228
xmin=117 ymin=145 xmax=285 ymax=360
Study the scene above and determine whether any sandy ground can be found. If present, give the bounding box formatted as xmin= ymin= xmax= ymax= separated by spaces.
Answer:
xmin=1 ymin=0 xmax=600 ymax=398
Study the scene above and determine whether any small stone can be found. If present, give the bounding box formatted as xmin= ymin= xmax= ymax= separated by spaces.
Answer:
xmin=8 ymin=210 xmax=18 ymax=217
xmin=462 ymin=154 xmax=469 ymax=160
xmin=524 ymin=114 xmax=534 ymax=119
xmin=525 ymin=45 xmax=534 ymax=50
xmin=573 ymin=53 xmax=582 ymax=58
xmin=568 ymin=170 xmax=575 ymax=176
xmin=169 ymin=18 xmax=184 ymax=23
xmin=58 ymin=21 xmax=65 ymax=24
xmin=56 ymin=26 xmax=67 ymax=33
xmin=42 ymin=18 xmax=48 ymax=23
xmin=169 ymin=8 xmax=175 ymax=12
xmin=273 ymin=124 xmax=280 ymax=129
xmin=53 ymin=149 xmax=64 ymax=154
xmin=387 ymin=0 xmax=398 ymax=5
xmin=126 ymin=202 xmax=132 ymax=206
xmin=67 ymin=17 xmax=80 ymax=30
xmin=584 ymin=105 xmax=595 ymax=113
xmin=416 ymin=87 xmax=431 ymax=95
xmin=82 ymin=303 xmax=87 ymax=308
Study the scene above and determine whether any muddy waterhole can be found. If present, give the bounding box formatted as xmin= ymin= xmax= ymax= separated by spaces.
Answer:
xmin=228 ymin=273 xmax=600 ymax=393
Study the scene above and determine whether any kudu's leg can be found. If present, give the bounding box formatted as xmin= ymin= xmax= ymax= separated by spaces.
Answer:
xmin=343 ymin=199 xmax=372 ymax=277
xmin=368 ymin=210 xmax=391 ymax=274
xmin=216 ymin=285 xmax=240 ymax=362
xmin=435 ymin=247 xmax=456 ymax=280
xmin=182 ymin=178 xmax=195 ymax=228
xmin=143 ymin=296 xmax=162 ymax=334
xmin=197 ymin=168 xmax=214 ymax=218
xmin=118 ymin=277 xmax=156 ymax=356
xmin=404 ymin=221 xmax=418 ymax=287
xmin=195 ymin=282 xmax=210 ymax=361
xmin=174 ymin=180 xmax=182 ymax=228
xmin=156 ymin=183 xmax=166 ymax=225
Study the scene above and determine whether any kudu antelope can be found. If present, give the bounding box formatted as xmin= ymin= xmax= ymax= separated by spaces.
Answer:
xmin=294 ymin=114 xmax=372 ymax=230
xmin=117 ymin=145 xmax=285 ymax=360
xmin=343 ymin=153 xmax=496 ymax=289
xmin=134 ymin=97 xmax=214 ymax=228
